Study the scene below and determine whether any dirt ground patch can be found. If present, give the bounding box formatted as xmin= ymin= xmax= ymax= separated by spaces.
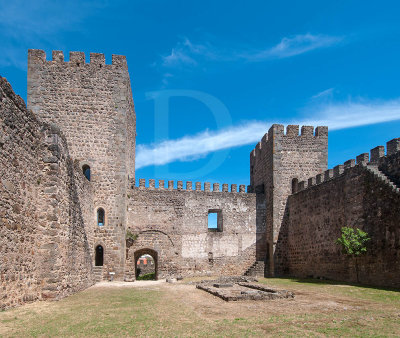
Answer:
xmin=162 ymin=281 xmax=366 ymax=319
xmin=93 ymin=280 xmax=165 ymax=288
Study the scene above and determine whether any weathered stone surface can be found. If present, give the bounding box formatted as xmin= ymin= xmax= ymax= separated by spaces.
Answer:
xmin=0 ymin=76 xmax=94 ymax=310
xmin=125 ymin=187 xmax=257 ymax=278
xmin=196 ymin=279 xmax=294 ymax=301
xmin=281 ymin=163 xmax=400 ymax=287
xmin=27 ymin=49 xmax=135 ymax=281
xmin=250 ymin=124 xmax=328 ymax=275
xmin=378 ymin=145 xmax=400 ymax=187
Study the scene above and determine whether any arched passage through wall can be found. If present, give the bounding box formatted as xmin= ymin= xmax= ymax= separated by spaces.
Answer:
xmin=134 ymin=248 xmax=158 ymax=280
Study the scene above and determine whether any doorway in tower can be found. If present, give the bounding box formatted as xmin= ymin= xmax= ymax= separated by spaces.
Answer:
xmin=95 ymin=245 xmax=104 ymax=266
xmin=134 ymin=248 xmax=158 ymax=280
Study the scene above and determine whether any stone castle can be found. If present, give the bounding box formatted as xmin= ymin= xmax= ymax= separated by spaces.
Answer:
xmin=1 ymin=49 xmax=399 ymax=309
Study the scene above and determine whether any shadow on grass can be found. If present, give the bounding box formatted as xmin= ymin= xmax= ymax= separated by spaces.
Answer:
xmin=266 ymin=276 xmax=400 ymax=293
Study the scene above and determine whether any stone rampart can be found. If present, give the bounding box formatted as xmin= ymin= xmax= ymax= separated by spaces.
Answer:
xmin=376 ymin=138 xmax=400 ymax=187
xmin=282 ymin=141 xmax=400 ymax=287
xmin=0 ymin=76 xmax=94 ymax=309
xmin=134 ymin=178 xmax=248 ymax=193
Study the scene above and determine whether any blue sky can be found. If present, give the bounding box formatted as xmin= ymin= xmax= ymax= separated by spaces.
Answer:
xmin=1 ymin=0 xmax=400 ymax=187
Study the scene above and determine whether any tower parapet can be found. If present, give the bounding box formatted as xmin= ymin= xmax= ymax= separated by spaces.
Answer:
xmin=134 ymin=179 xmax=249 ymax=193
xmin=250 ymin=124 xmax=328 ymax=276
xmin=28 ymin=49 xmax=128 ymax=68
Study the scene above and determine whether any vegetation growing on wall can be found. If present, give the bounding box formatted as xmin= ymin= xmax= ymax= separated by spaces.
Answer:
xmin=126 ymin=230 xmax=138 ymax=248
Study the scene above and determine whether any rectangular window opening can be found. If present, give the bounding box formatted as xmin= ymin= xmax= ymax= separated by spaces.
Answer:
xmin=208 ymin=209 xmax=223 ymax=232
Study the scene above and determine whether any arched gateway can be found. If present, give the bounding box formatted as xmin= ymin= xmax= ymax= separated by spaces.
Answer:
xmin=134 ymin=248 xmax=158 ymax=280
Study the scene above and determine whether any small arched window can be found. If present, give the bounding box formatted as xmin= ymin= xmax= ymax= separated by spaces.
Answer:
xmin=82 ymin=165 xmax=91 ymax=181
xmin=97 ymin=208 xmax=105 ymax=226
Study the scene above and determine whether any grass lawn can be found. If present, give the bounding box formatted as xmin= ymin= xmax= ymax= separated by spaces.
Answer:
xmin=1 ymin=278 xmax=399 ymax=337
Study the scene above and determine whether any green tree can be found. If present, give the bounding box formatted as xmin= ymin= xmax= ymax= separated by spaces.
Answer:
xmin=336 ymin=227 xmax=370 ymax=283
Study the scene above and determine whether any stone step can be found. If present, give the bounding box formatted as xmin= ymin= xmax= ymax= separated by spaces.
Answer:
xmin=365 ymin=164 xmax=400 ymax=193
xmin=244 ymin=261 xmax=265 ymax=277
xmin=93 ymin=266 xmax=103 ymax=282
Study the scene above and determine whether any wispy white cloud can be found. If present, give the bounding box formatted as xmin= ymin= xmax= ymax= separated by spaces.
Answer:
xmin=241 ymin=34 xmax=342 ymax=61
xmin=311 ymin=88 xmax=335 ymax=100
xmin=162 ymin=49 xmax=197 ymax=67
xmin=161 ymin=73 xmax=174 ymax=86
xmin=136 ymin=122 xmax=268 ymax=168
xmin=136 ymin=98 xmax=400 ymax=169
xmin=302 ymin=98 xmax=400 ymax=130
xmin=161 ymin=38 xmax=216 ymax=68
xmin=159 ymin=34 xmax=343 ymax=70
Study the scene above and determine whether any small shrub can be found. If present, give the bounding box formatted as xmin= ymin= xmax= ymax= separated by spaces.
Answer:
xmin=126 ymin=230 xmax=138 ymax=241
xmin=336 ymin=227 xmax=370 ymax=256
xmin=336 ymin=226 xmax=370 ymax=283
xmin=137 ymin=272 xmax=156 ymax=281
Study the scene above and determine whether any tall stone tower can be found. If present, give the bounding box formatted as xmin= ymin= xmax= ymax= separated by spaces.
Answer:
xmin=27 ymin=50 xmax=136 ymax=279
xmin=250 ymin=124 xmax=328 ymax=276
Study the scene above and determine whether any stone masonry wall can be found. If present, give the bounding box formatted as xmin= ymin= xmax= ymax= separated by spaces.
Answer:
xmin=376 ymin=138 xmax=400 ymax=186
xmin=282 ymin=144 xmax=400 ymax=287
xmin=250 ymin=124 xmax=328 ymax=276
xmin=0 ymin=76 xmax=94 ymax=309
xmin=27 ymin=50 xmax=136 ymax=280
xmin=124 ymin=180 xmax=257 ymax=280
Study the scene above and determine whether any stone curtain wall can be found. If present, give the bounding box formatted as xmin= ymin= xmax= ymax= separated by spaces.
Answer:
xmin=377 ymin=139 xmax=400 ymax=186
xmin=0 ymin=77 xmax=94 ymax=309
xmin=283 ymin=145 xmax=400 ymax=287
xmin=0 ymin=77 xmax=44 ymax=309
xmin=250 ymin=124 xmax=328 ymax=276
xmin=39 ymin=127 xmax=95 ymax=300
xmin=125 ymin=182 xmax=257 ymax=280
xmin=27 ymin=50 xmax=136 ymax=280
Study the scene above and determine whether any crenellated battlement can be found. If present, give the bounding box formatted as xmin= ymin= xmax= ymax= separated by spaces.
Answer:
xmin=293 ymin=137 xmax=400 ymax=193
xmin=250 ymin=124 xmax=328 ymax=159
xmin=131 ymin=179 xmax=250 ymax=193
xmin=28 ymin=49 xmax=127 ymax=68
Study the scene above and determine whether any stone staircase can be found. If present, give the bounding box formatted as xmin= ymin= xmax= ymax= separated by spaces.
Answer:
xmin=364 ymin=164 xmax=400 ymax=193
xmin=244 ymin=261 xmax=265 ymax=277
xmin=124 ymin=270 xmax=135 ymax=282
xmin=93 ymin=266 xmax=103 ymax=283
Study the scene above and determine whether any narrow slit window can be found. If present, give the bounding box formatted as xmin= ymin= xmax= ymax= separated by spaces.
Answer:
xmin=97 ymin=208 xmax=105 ymax=226
xmin=82 ymin=165 xmax=91 ymax=181
xmin=208 ymin=209 xmax=223 ymax=232
xmin=292 ymin=178 xmax=298 ymax=194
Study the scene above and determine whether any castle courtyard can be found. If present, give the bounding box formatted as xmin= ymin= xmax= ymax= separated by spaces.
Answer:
xmin=1 ymin=278 xmax=400 ymax=337
xmin=2 ymin=3 xmax=400 ymax=337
